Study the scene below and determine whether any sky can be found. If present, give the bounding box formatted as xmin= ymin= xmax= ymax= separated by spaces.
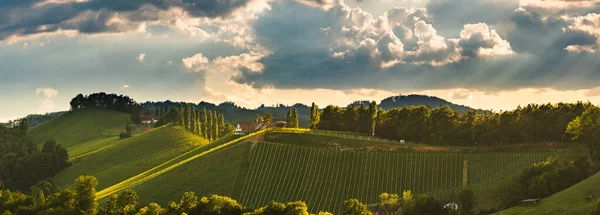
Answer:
xmin=1 ymin=0 xmax=600 ymax=122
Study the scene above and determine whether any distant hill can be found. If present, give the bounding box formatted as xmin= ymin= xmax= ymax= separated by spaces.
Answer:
xmin=141 ymin=94 xmax=478 ymax=127
xmin=352 ymin=94 xmax=478 ymax=112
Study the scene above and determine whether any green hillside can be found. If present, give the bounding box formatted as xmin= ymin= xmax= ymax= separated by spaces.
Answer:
xmin=53 ymin=126 xmax=209 ymax=190
xmin=105 ymin=131 xmax=568 ymax=213
xmin=28 ymin=108 xmax=130 ymax=149
xmin=496 ymin=171 xmax=600 ymax=215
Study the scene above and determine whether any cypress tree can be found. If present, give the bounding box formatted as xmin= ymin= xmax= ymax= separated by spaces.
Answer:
xmin=213 ymin=111 xmax=219 ymax=139
xmin=368 ymin=101 xmax=377 ymax=136
xmin=201 ymin=108 xmax=208 ymax=139
xmin=207 ymin=110 xmax=213 ymax=140
xmin=190 ymin=108 xmax=196 ymax=133
xmin=292 ymin=108 xmax=299 ymax=128
xmin=309 ymin=102 xmax=320 ymax=129
xmin=155 ymin=108 xmax=158 ymax=116
xmin=184 ymin=104 xmax=190 ymax=130
xmin=287 ymin=109 xmax=292 ymax=128
xmin=178 ymin=104 xmax=184 ymax=127
xmin=218 ymin=113 xmax=225 ymax=136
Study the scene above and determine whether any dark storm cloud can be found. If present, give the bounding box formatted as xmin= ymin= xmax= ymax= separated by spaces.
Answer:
xmin=0 ymin=0 xmax=252 ymax=40
xmin=229 ymin=0 xmax=600 ymax=92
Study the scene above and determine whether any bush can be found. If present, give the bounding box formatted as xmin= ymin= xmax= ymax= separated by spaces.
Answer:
xmin=119 ymin=132 xmax=132 ymax=139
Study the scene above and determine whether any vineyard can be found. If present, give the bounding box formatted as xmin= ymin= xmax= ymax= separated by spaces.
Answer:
xmin=97 ymin=130 xmax=570 ymax=213
xmin=237 ymin=142 xmax=567 ymax=213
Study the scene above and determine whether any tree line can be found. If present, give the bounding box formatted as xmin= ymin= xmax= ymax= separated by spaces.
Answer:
xmin=69 ymin=93 xmax=140 ymax=114
xmin=0 ymin=122 xmax=70 ymax=192
xmin=0 ymin=175 xmax=476 ymax=215
xmin=310 ymin=102 xmax=593 ymax=147
xmin=154 ymin=104 xmax=234 ymax=140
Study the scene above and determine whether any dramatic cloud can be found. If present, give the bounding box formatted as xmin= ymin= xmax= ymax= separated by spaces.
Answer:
xmin=0 ymin=0 xmax=261 ymax=41
xmin=182 ymin=53 xmax=210 ymax=71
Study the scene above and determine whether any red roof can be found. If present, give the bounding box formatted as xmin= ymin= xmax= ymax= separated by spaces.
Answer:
xmin=140 ymin=115 xmax=154 ymax=121
xmin=238 ymin=122 xmax=256 ymax=132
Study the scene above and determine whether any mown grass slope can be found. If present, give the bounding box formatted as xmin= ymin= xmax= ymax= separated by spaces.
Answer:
xmin=103 ymin=131 xmax=568 ymax=213
xmin=496 ymin=171 xmax=600 ymax=215
xmin=28 ymin=108 xmax=130 ymax=149
xmin=54 ymin=126 xmax=209 ymax=190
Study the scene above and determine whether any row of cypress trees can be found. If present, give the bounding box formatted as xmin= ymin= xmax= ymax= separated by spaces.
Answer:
xmin=177 ymin=104 xmax=225 ymax=140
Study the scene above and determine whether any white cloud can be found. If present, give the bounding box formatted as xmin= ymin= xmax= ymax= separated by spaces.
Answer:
xmin=122 ymin=84 xmax=130 ymax=89
xmin=182 ymin=53 xmax=210 ymax=71
xmin=35 ymin=88 xmax=59 ymax=110
xmin=137 ymin=53 xmax=146 ymax=62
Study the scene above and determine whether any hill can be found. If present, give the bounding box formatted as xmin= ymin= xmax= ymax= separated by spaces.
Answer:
xmin=104 ymin=130 xmax=567 ymax=213
xmin=53 ymin=126 xmax=209 ymax=190
xmin=140 ymin=94 xmax=478 ymax=127
xmin=28 ymin=108 xmax=130 ymax=149
xmin=495 ymin=171 xmax=600 ymax=215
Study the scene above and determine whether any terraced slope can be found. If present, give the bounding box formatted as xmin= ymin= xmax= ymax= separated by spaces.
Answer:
xmin=496 ymin=171 xmax=600 ymax=215
xmin=54 ymin=126 xmax=209 ymax=190
xmin=28 ymin=108 xmax=130 ymax=149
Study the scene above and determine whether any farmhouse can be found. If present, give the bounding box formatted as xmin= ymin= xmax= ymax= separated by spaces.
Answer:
xmin=275 ymin=121 xmax=287 ymax=128
xmin=140 ymin=115 xmax=157 ymax=124
xmin=236 ymin=122 xmax=257 ymax=135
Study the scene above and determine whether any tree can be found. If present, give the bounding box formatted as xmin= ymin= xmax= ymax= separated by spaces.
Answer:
xmin=74 ymin=176 xmax=99 ymax=215
xmin=218 ymin=113 xmax=225 ymax=137
xmin=184 ymin=104 xmax=191 ymax=130
xmin=213 ymin=111 xmax=219 ymax=139
xmin=492 ymin=179 xmax=524 ymax=209
xmin=458 ymin=187 xmax=475 ymax=215
xmin=154 ymin=108 xmax=158 ymax=116
xmin=402 ymin=190 xmax=414 ymax=215
xmin=207 ymin=111 xmax=213 ymax=140
xmin=117 ymin=189 xmax=139 ymax=213
xmin=200 ymin=108 xmax=208 ymax=139
xmin=287 ymin=109 xmax=292 ymax=127
xmin=18 ymin=118 xmax=28 ymax=134
xmin=195 ymin=194 xmax=244 ymax=215
xmin=190 ymin=108 xmax=197 ymax=134
xmin=341 ymin=199 xmax=371 ymax=215
xmin=368 ymin=101 xmax=378 ymax=136
xmin=378 ymin=193 xmax=400 ymax=215
xmin=309 ymin=102 xmax=320 ymax=129
xmin=261 ymin=112 xmax=273 ymax=126
xmin=178 ymin=104 xmax=184 ymax=127
xmin=567 ymin=106 xmax=600 ymax=162
xmin=292 ymin=108 xmax=299 ymax=128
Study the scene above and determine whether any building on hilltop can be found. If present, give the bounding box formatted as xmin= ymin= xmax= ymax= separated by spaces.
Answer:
xmin=275 ymin=121 xmax=287 ymax=128
xmin=236 ymin=122 xmax=256 ymax=135
xmin=140 ymin=115 xmax=157 ymax=124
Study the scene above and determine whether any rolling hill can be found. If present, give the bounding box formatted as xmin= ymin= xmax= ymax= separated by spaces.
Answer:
xmin=495 ymin=171 xmax=600 ymax=215
xmin=101 ymin=130 xmax=568 ymax=213
xmin=28 ymin=108 xmax=130 ymax=149
xmin=53 ymin=126 xmax=210 ymax=190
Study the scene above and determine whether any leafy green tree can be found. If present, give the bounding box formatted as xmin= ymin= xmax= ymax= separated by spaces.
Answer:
xmin=18 ymin=118 xmax=28 ymax=134
xmin=458 ymin=187 xmax=475 ymax=215
xmin=341 ymin=199 xmax=371 ymax=215
xmin=402 ymin=190 xmax=414 ymax=215
xmin=378 ymin=193 xmax=400 ymax=215
xmin=309 ymin=103 xmax=320 ymax=129
xmin=195 ymin=194 xmax=244 ymax=215
xmin=261 ymin=112 xmax=273 ymax=126
xmin=131 ymin=105 xmax=141 ymax=124
xmin=567 ymin=106 xmax=600 ymax=162
xmin=492 ymin=179 xmax=524 ymax=209
xmin=74 ymin=176 xmax=99 ymax=215
xmin=287 ymin=109 xmax=292 ymax=127
xmin=213 ymin=111 xmax=219 ymax=139
xmin=342 ymin=105 xmax=358 ymax=132
xmin=137 ymin=203 xmax=164 ymax=215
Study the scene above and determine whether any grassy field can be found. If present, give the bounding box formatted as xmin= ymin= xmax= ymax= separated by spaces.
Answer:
xmin=28 ymin=108 xmax=130 ymax=149
xmin=54 ymin=126 xmax=209 ymax=190
xmin=100 ymin=131 xmax=568 ymax=213
xmin=495 ymin=171 xmax=600 ymax=215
